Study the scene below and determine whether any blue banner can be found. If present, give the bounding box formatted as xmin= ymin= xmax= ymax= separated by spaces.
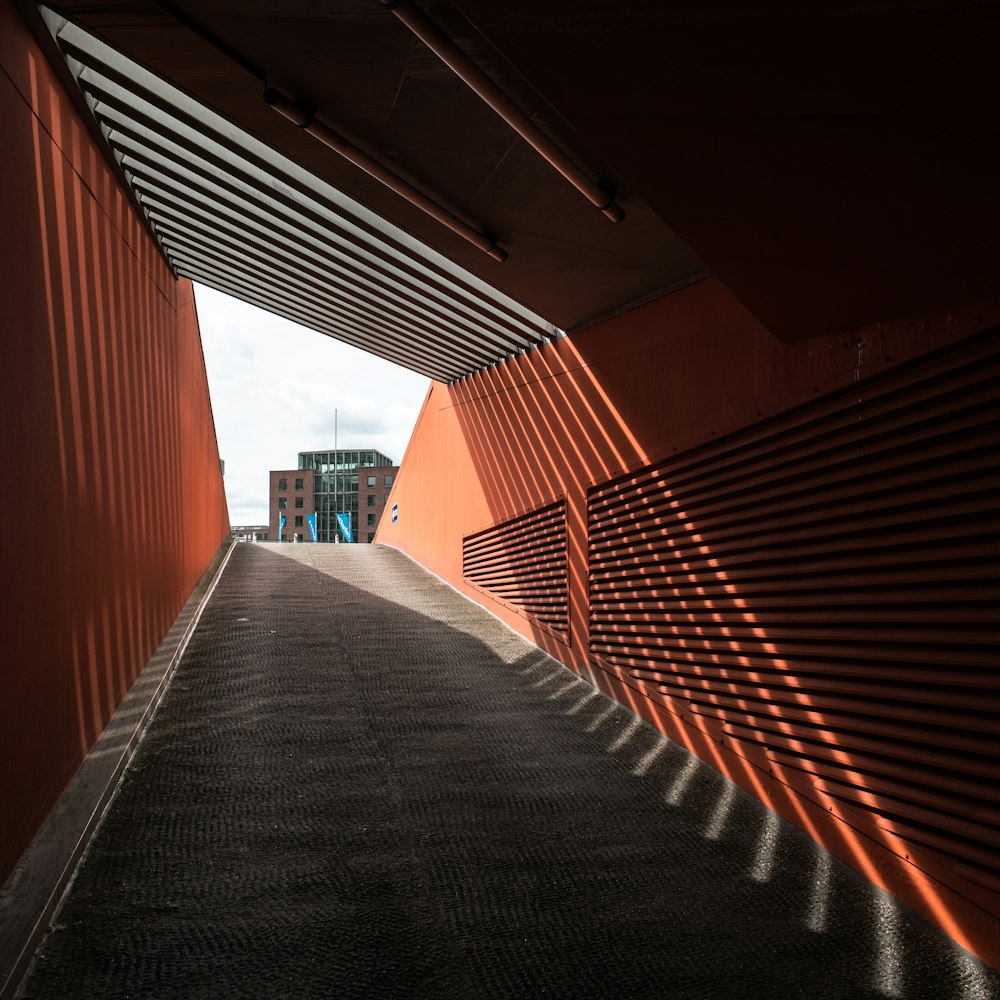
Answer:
xmin=306 ymin=512 xmax=317 ymax=542
xmin=278 ymin=513 xmax=286 ymax=542
xmin=336 ymin=512 xmax=353 ymax=543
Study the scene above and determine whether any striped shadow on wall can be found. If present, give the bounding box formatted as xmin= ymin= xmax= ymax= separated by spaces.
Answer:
xmin=587 ymin=328 xmax=999 ymax=908
xmin=463 ymin=500 xmax=569 ymax=642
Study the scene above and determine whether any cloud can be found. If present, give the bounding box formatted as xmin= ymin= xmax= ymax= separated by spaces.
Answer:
xmin=195 ymin=285 xmax=430 ymax=525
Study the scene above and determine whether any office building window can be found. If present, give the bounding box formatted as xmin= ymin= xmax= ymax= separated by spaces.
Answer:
xmin=294 ymin=515 xmax=303 ymax=526
xmin=367 ymin=513 xmax=375 ymax=526
xmin=295 ymin=477 xmax=304 ymax=490
xmin=367 ymin=476 xmax=376 ymax=487
xmin=278 ymin=497 xmax=287 ymax=509
xmin=295 ymin=496 xmax=304 ymax=508
xmin=278 ymin=478 xmax=287 ymax=491
xmin=280 ymin=533 xmax=287 ymax=541
xmin=384 ymin=495 xmax=390 ymax=505
xmin=367 ymin=494 xmax=375 ymax=506
xmin=367 ymin=532 xmax=375 ymax=543
xmin=384 ymin=474 xmax=393 ymax=487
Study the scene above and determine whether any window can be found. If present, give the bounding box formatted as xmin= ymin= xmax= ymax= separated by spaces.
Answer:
xmin=295 ymin=497 xmax=304 ymax=508
xmin=384 ymin=474 xmax=393 ymax=487
xmin=384 ymin=495 xmax=390 ymax=505
xmin=295 ymin=477 xmax=304 ymax=490
xmin=280 ymin=533 xmax=287 ymax=541
xmin=367 ymin=494 xmax=375 ymax=506
xmin=367 ymin=476 xmax=376 ymax=487
xmin=294 ymin=515 xmax=303 ymax=526
xmin=278 ymin=497 xmax=287 ymax=509
xmin=367 ymin=513 xmax=375 ymax=526
xmin=278 ymin=478 xmax=287 ymax=491
xmin=367 ymin=532 xmax=375 ymax=543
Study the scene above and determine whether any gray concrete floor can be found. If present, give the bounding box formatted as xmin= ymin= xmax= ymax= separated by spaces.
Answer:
xmin=17 ymin=543 xmax=1000 ymax=999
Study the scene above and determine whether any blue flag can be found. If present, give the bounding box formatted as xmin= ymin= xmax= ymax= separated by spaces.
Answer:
xmin=306 ymin=512 xmax=317 ymax=542
xmin=278 ymin=513 xmax=286 ymax=542
xmin=336 ymin=512 xmax=353 ymax=543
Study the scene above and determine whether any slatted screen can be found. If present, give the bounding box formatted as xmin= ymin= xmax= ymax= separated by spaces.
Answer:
xmin=464 ymin=501 xmax=569 ymax=641
xmin=45 ymin=11 xmax=556 ymax=383
xmin=587 ymin=329 xmax=1000 ymax=898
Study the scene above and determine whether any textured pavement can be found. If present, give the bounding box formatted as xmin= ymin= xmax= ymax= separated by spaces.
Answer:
xmin=19 ymin=543 xmax=1000 ymax=999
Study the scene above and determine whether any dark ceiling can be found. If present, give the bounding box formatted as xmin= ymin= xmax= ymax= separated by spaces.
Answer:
xmin=30 ymin=0 xmax=1000 ymax=341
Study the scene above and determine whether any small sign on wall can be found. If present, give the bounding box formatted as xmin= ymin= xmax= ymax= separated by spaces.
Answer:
xmin=391 ymin=503 xmax=398 ymax=523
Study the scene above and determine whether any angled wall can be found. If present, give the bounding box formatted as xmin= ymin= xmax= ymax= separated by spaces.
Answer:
xmin=0 ymin=1 xmax=229 ymax=885
xmin=379 ymin=276 xmax=1000 ymax=965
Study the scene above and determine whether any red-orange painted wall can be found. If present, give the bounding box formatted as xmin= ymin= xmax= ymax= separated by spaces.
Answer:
xmin=0 ymin=1 xmax=229 ymax=885
xmin=379 ymin=276 xmax=1000 ymax=964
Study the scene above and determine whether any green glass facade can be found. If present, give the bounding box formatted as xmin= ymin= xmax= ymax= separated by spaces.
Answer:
xmin=299 ymin=449 xmax=395 ymax=543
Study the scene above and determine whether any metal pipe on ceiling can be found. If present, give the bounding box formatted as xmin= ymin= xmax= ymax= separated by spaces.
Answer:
xmin=263 ymin=88 xmax=507 ymax=263
xmin=380 ymin=0 xmax=625 ymax=224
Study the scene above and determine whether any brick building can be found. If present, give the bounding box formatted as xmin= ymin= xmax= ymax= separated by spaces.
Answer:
xmin=268 ymin=469 xmax=316 ymax=543
xmin=269 ymin=449 xmax=397 ymax=543
xmin=357 ymin=466 xmax=397 ymax=544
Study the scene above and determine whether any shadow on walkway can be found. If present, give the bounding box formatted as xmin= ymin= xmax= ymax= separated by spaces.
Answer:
xmin=19 ymin=544 xmax=1000 ymax=999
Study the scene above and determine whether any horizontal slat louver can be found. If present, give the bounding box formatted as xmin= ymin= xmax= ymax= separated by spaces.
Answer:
xmin=43 ymin=12 xmax=557 ymax=383
xmin=587 ymin=329 xmax=1000 ymax=899
xmin=464 ymin=501 xmax=568 ymax=641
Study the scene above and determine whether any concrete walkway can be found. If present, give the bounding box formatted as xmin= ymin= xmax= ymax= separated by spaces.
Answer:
xmin=19 ymin=544 xmax=1000 ymax=999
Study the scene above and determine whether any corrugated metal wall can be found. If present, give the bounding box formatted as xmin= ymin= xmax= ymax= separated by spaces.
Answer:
xmin=587 ymin=327 xmax=1000 ymax=904
xmin=463 ymin=500 xmax=569 ymax=642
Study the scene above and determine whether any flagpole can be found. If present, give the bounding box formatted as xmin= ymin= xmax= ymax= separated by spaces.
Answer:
xmin=334 ymin=407 xmax=338 ymax=543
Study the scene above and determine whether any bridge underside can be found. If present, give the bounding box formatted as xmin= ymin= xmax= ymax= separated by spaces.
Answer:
xmin=1 ymin=0 xmax=998 ymax=978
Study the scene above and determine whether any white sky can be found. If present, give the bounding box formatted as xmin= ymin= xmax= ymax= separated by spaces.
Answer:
xmin=194 ymin=284 xmax=431 ymax=526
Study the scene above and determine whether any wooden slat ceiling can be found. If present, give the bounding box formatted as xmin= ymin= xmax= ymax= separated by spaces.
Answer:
xmin=34 ymin=0 xmax=708 ymax=355
xmin=33 ymin=0 xmax=998 ymax=352
xmin=43 ymin=10 xmax=559 ymax=382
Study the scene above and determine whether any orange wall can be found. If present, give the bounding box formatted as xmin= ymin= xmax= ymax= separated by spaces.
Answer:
xmin=379 ymin=276 xmax=1000 ymax=964
xmin=0 ymin=2 xmax=229 ymax=884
